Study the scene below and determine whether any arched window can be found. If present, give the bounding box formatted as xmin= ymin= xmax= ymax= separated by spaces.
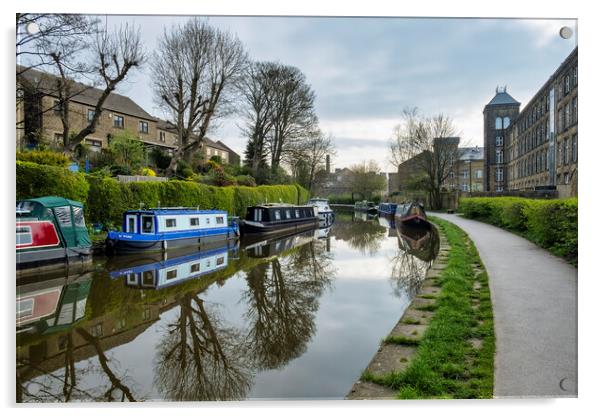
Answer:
xmin=503 ymin=116 xmax=511 ymax=129
xmin=495 ymin=117 xmax=503 ymax=130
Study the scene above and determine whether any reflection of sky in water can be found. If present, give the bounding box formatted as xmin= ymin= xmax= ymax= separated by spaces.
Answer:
xmin=18 ymin=217 xmax=433 ymax=401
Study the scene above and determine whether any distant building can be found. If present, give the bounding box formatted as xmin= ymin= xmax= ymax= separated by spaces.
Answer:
xmin=16 ymin=66 xmax=240 ymax=165
xmin=454 ymin=146 xmax=485 ymax=193
xmin=483 ymin=47 xmax=577 ymax=197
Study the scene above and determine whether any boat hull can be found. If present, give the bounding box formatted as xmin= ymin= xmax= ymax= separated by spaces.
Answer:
xmin=318 ymin=210 xmax=335 ymax=228
xmin=16 ymin=246 xmax=92 ymax=271
xmin=239 ymin=218 xmax=318 ymax=238
xmin=106 ymin=226 xmax=238 ymax=254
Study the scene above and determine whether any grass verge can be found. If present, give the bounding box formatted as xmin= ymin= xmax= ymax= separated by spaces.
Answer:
xmin=362 ymin=217 xmax=495 ymax=399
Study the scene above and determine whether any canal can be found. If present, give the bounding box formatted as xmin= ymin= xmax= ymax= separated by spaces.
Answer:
xmin=16 ymin=210 xmax=439 ymax=402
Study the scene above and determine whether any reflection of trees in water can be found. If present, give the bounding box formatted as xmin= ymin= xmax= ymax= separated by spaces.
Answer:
xmin=242 ymin=241 xmax=334 ymax=371
xmin=17 ymin=328 xmax=139 ymax=402
xmin=389 ymin=229 xmax=439 ymax=299
xmin=154 ymin=292 xmax=252 ymax=401
xmin=330 ymin=212 xmax=387 ymax=256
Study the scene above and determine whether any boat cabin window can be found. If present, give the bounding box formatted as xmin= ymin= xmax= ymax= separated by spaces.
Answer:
xmin=17 ymin=298 xmax=34 ymax=320
xmin=72 ymin=206 xmax=85 ymax=227
xmin=165 ymin=218 xmax=176 ymax=228
xmin=217 ymin=256 xmax=225 ymax=265
xmin=142 ymin=270 xmax=154 ymax=285
xmin=127 ymin=216 xmax=136 ymax=233
xmin=190 ymin=263 xmax=200 ymax=273
xmin=216 ymin=216 xmax=224 ymax=224
xmin=141 ymin=216 xmax=154 ymax=233
xmin=274 ymin=210 xmax=281 ymax=220
xmin=166 ymin=269 xmax=178 ymax=280
xmin=127 ymin=273 xmax=139 ymax=285
xmin=16 ymin=226 xmax=32 ymax=245
xmin=295 ymin=209 xmax=300 ymax=218
xmin=190 ymin=217 xmax=199 ymax=226
xmin=54 ymin=206 xmax=72 ymax=227
xmin=285 ymin=210 xmax=291 ymax=219
xmin=253 ymin=209 xmax=263 ymax=222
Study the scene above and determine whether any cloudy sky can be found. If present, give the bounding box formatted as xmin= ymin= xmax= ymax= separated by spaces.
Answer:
xmin=100 ymin=15 xmax=576 ymax=172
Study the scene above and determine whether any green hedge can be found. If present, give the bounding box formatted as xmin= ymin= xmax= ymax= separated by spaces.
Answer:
xmin=16 ymin=161 xmax=89 ymax=203
xmin=16 ymin=150 xmax=70 ymax=167
xmin=16 ymin=161 xmax=309 ymax=225
xmin=459 ymin=197 xmax=577 ymax=263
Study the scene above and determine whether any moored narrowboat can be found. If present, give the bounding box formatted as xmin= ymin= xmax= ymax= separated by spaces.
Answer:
xmin=308 ymin=197 xmax=335 ymax=228
xmin=239 ymin=203 xmax=319 ymax=237
xmin=377 ymin=202 xmax=398 ymax=216
xmin=394 ymin=202 xmax=428 ymax=227
xmin=105 ymin=208 xmax=238 ymax=254
xmin=354 ymin=200 xmax=378 ymax=215
xmin=16 ymin=196 xmax=92 ymax=270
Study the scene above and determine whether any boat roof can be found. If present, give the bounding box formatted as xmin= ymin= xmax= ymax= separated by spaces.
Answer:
xmin=125 ymin=208 xmax=228 ymax=215
xmin=250 ymin=203 xmax=305 ymax=208
xmin=18 ymin=196 xmax=84 ymax=208
xmin=308 ymin=198 xmax=328 ymax=201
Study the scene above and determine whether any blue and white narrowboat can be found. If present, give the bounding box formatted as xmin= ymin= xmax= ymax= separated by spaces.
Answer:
xmin=105 ymin=208 xmax=239 ymax=253
xmin=377 ymin=202 xmax=398 ymax=216
xmin=109 ymin=244 xmax=231 ymax=289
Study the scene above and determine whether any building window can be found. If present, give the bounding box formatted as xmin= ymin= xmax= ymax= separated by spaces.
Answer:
xmin=165 ymin=218 xmax=176 ymax=228
xmin=564 ymin=173 xmax=569 ymax=185
xmin=572 ymin=135 xmax=577 ymax=163
xmin=564 ymin=74 xmax=571 ymax=95
xmin=558 ymin=107 xmax=563 ymax=131
xmin=496 ymin=135 xmax=503 ymax=146
xmin=139 ymin=120 xmax=149 ymax=134
xmin=54 ymin=133 xmax=63 ymax=144
xmin=496 ymin=168 xmax=504 ymax=182
xmin=572 ymin=97 xmax=577 ymax=123
xmin=159 ymin=131 xmax=166 ymax=142
xmin=462 ymin=170 xmax=468 ymax=179
xmin=461 ymin=183 xmax=469 ymax=192
xmin=495 ymin=117 xmax=503 ymax=130
xmin=496 ymin=185 xmax=504 ymax=192
xmin=85 ymin=138 xmax=102 ymax=148
xmin=564 ymin=139 xmax=569 ymax=165
xmin=565 ymin=106 xmax=570 ymax=129
xmin=114 ymin=115 xmax=125 ymax=128
xmin=53 ymin=99 xmax=62 ymax=114
xmin=87 ymin=109 xmax=95 ymax=122
xmin=475 ymin=169 xmax=483 ymax=179
xmin=496 ymin=149 xmax=503 ymax=164
xmin=573 ymin=66 xmax=577 ymax=86
xmin=503 ymin=116 xmax=510 ymax=129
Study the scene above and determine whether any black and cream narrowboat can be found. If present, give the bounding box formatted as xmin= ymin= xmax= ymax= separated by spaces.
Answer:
xmin=239 ymin=203 xmax=319 ymax=237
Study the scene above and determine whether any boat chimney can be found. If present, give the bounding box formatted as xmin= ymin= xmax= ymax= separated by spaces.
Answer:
xmin=326 ymin=154 xmax=330 ymax=174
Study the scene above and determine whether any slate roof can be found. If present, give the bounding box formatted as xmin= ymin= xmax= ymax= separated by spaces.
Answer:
xmin=17 ymin=66 xmax=155 ymax=120
xmin=486 ymin=89 xmax=520 ymax=106
xmin=458 ymin=146 xmax=484 ymax=161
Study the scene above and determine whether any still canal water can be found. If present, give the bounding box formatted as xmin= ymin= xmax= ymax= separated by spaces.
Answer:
xmin=16 ymin=211 xmax=439 ymax=402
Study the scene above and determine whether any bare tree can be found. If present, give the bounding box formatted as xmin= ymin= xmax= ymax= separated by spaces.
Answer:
xmin=241 ymin=61 xmax=279 ymax=175
xmin=267 ymin=64 xmax=318 ymax=174
xmin=17 ymin=18 xmax=145 ymax=153
xmin=152 ymin=18 xmax=248 ymax=175
xmin=389 ymin=108 xmax=459 ymax=210
xmin=349 ymin=160 xmax=387 ymax=201
xmin=288 ymin=130 xmax=336 ymax=192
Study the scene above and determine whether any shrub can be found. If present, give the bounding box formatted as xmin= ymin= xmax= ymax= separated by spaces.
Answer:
xmin=16 ymin=150 xmax=70 ymax=167
xmin=235 ymin=175 xmax=256 ymax=187
xmin=108 ymin=131 xmax=146 ymax=171
xmin=459 ymin=196 xmax=577 ymax=263
xmin=141 ymin=167 xmax=156 ymax=177
xmin=16 ymin=161 xmax=89 ymax=203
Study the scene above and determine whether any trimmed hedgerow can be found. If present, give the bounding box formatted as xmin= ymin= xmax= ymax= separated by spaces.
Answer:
xmin=16 ymin=161 xmax=89 ymax=203
xmin=459 ymin=196 xmax=577 ymax=264
xmin=16 ymin=161 xmax=309 ymax=225
xmin=16 ymin=150 xmax=71 ymax=167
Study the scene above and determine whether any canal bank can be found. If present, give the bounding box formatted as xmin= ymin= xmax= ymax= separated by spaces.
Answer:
xmin=347 ymin=217 xmax=495 ymax=399
xmin=429 ymin=212 xmax=577 ymax=398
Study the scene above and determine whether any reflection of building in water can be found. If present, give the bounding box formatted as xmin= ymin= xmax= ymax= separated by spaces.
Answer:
xmin=110 ymin=245 xmax=230 ymax=289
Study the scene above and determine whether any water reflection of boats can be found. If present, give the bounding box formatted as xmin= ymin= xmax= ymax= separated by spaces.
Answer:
xmin=396 ymin=223 xmax=439 ymax=262
xmin=17 ymin=271 xmax=92 ymax=335
xmin=241 ymin=229 xmax=316 ymax=259
xmin=108 ymin=241 xmax=235 ymax=289
xmin=377 ymin=202 xmax=397 ymax=216
xmin=315 ymin=226 xmax=332 ymax=239
xmin=354 ymin=200 xmax=378 ymax=215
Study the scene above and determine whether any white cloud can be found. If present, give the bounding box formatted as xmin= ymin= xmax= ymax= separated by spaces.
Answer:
xmin=518 ymin=19 xmax=578 ymax=48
